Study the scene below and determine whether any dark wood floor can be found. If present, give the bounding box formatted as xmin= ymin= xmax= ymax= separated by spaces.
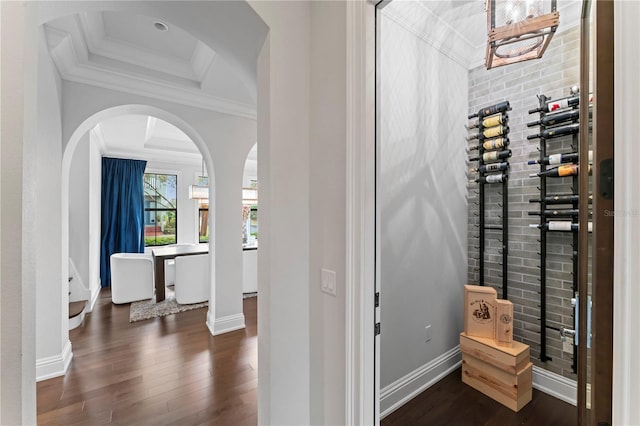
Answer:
xmin=381 ymin=367 xmax=577 ymax=426
xmin=37 ymin=289 xmax=257 ymax=425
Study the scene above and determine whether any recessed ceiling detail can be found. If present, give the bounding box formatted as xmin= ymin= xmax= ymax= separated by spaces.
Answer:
xmin=44 ymin=11 xmax=256 ymax=119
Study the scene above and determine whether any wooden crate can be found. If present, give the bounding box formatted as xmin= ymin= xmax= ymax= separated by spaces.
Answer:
xmin=495 ymin=299 xmax=514 ymax=347
xmin=463 ymin=285 xmax=497 ymax=339
xmin=462 ymin=353 xmax=533 ymax=412
xmin=459 ymin=332 xmax=529 ymax=374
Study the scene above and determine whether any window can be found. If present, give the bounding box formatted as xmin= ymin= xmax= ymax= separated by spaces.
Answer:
xmin=144 ymin=173 xmax=177 ymax=246
xmin=198 ymin=201 xmax=209 ymax=243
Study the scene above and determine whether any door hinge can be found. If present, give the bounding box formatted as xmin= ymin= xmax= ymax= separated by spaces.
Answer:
xmin=375 ymin=323 xmax=381 ymax=336
xmin=374 ymin=292 xmax=380 ymax=307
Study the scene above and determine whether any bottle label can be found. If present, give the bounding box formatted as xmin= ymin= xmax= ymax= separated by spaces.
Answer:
xmin=483 ymin=138 xmax=504 ymax=151
xmin=549 ymin=221 xmax=572 ymax=231
xmin=548 ymin=154 xmax=561 ymax=165
xmin=483 ymin=126 xmax=504 ymax=139
xmin=558 ymin=164 xmax=578 ymax=177
xmin=547 ymin=98 xmax=570 ymax=112
xmin=485 ymin=163 xmax=502 ymax=172
xmin=482 ymin=114 xmax=503 ymax=128
xmin=483 ymin=151 xmax=498 ymax=162
xmin=486 ymin=174 xmax=504 ymax=183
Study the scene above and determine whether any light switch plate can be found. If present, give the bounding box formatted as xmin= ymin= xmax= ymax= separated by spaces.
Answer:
xmin=321 ymin=268 xmax=337 ymax=296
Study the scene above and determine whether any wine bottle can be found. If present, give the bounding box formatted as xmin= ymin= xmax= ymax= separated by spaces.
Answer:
xmin=468 ymin=125 xmax=509 ymax=141
xmin=527 ymin=123 xmax=580 ymax=140
xmin=468 ymin=100 xmax=511 ymax=119
xmin=527 ymin=109 xmax=580 ymax=127
xmin=529 ymin=194 xmax=593 ymax=204
xmin=528 ymin=209 xmax=581 ymax=217
xmin=530 ymin=164 xmax=590 ymax=178
xmin=529 ymin=221 xmax=593 ymax=232
xmin=527 ymin=150 xmax=592 ymax=166
xmin=471 ymin=162 xmax=510 ymax=173
xmin=528 ymin=95 xmax=580 ymax=114
xmin=469 ymin=149 xmax=512 ymax=163
xmin=469 ymin=137 xmax=509 ymax=151
xmin=470 ymin=174 xmax=508 ymax=184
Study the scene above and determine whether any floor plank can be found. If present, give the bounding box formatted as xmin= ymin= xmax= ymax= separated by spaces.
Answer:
xmin=381 ymin=367 xmax=577 ymax=426
xmin=37 ymin=289 xmax=257 ymax=425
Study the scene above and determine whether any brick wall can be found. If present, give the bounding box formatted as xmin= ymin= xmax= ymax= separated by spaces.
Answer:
xmin=467 ymin=25 xmax=582 ymax=379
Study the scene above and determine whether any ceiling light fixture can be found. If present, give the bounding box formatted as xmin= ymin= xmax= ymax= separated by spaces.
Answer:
xmin=153 ymin=21 xmax=169 ymax=32
xmin=485 ymin=0 xmax=559 ymax=69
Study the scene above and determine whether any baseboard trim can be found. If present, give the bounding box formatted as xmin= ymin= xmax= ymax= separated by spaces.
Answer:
xmin=36 ymin=339 xmax=73 ymax=382
xmin=532 ymin=366 xmax=577 ymax=406
xmin=206 ymin=311 xmax=245 ymax=336
xmin=87 ymin=284 xmax=101 ymax=313
xmin=381 ymin=346 xmax=461 ymax=418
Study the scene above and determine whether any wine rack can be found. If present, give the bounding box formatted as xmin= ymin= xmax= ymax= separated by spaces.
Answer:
xmin=467 ymin=101 xmax=511 ymax=298
xmin=526 ymin=87 xmax=590 ymax=371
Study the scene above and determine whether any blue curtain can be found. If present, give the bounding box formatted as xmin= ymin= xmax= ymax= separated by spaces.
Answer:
xmin=100 ymin=157 xmax=147 ymax=288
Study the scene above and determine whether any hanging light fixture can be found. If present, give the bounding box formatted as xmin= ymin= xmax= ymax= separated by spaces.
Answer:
xmin=189 ymin=159 xmax=209 ymax=200
xmin=485 ymin=0 xmax=559 ymax=69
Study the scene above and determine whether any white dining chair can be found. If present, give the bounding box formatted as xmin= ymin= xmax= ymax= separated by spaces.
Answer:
xmin=174 ymin=254 xmax=210 ymax=304
xmin=110 ymin=253 xmax=154 ymax=304
xmin=164 ymin=243 xmax=197 ymax=286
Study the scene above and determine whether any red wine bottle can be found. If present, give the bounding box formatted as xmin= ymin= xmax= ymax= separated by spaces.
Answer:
xmin=468 ymin=125 xmax=509 ymax=141
xmin=469 ymin=149 xmax=512 ymax=163
xmin=471 ymin=162 xmax=510 ymax=173
xmin=469 ymin=137 xmax=509 ymax=151
xmin=468 ymin=101 xmax=511 ymax=119
xmin=528 ymin=95 xmax=580 ymax=114
xmin=527 ymin=109 xmax=580 ymax=127
xmin=527 ymin=123 xmax=580 ymax=140
xmin=471 ymin=174 xmax=508 ymax=184
xmin=528 ymin=209 xmax=581 ymax=217
xmin=529 ymin=194 xmax=593 ymax=204
xmin=529 ymin=221 xmax=593 ymax=232
xmin=527 ymin=150 xmax=592 ymax=166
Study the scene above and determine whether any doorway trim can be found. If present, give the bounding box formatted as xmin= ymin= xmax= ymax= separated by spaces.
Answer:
xmin=345 ymin=1 xmax=377 ymax=424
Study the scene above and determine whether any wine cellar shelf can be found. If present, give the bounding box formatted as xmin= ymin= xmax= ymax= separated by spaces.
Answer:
xmin=468 ymin=101 xmax=511 ymax=299
xmin=526 ymin=88 xmax=587 ymax=372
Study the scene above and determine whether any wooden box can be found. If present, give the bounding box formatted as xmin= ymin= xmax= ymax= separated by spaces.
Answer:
xmin=459 ymin=332 xmax=529 ymax=374
xmin=462 ymin=353 xmax=532 ymax=412
xmin=495 ymin=299 xmax=514 ymax=347
xmin=463 ymin=285 xmax=497 ymax=339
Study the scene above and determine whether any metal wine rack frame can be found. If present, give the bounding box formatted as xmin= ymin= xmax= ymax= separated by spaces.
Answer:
xmin=528 ymin=92 xmax=581 ymax=370
xmin=468 ymin=102 xmax=511 ymax=299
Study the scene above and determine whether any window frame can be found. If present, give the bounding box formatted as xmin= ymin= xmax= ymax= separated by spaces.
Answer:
xmin=143 ymin=171 xmax=179 ymax=247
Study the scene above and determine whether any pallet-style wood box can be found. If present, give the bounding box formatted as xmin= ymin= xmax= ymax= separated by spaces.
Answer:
xmin=460 ymin=332 xmax=532 ymax=412
xmin=463 ymin=285 xmax=497 ymax=339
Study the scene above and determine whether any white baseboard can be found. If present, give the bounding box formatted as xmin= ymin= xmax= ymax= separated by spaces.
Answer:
xmin=380 ymin=346 xmax=461 ymax=418
xmin=87 ymin=284 xmax=101 ymax=312
xmin=36 ymin=339 xmax=73 ymax=382
xmin=532 ymin=366 xmax=577 ymax=406
xmin=206 ymin=311 xmax=246 ymax=336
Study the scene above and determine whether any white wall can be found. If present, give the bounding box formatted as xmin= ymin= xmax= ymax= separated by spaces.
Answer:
xmin=250 ymin=1 xmax=311 ymax=424
xmin=34 ymin=24 xmax=69 ymax=383
xmin=69 ymin=134 xmax=90 ymax=292
xmin=0 ymin=2 xmax=38 ymax=424
xmin=378 ymin=5 xmax=468 ymax=412
xmin=309 ymin=2 xmax=347 ymax=425
xmin=613 ymin=1 xmax=640 ymax=423
xmin=88 ymin=133 xmax=102 ymax=297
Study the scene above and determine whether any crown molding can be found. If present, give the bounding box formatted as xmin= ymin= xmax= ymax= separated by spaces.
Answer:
xmin=45 ymin=18 xmax=256 ymax=120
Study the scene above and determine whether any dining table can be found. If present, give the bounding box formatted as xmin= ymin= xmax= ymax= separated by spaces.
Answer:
xmin=151 ymin=244 xmax=209 ymax=302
